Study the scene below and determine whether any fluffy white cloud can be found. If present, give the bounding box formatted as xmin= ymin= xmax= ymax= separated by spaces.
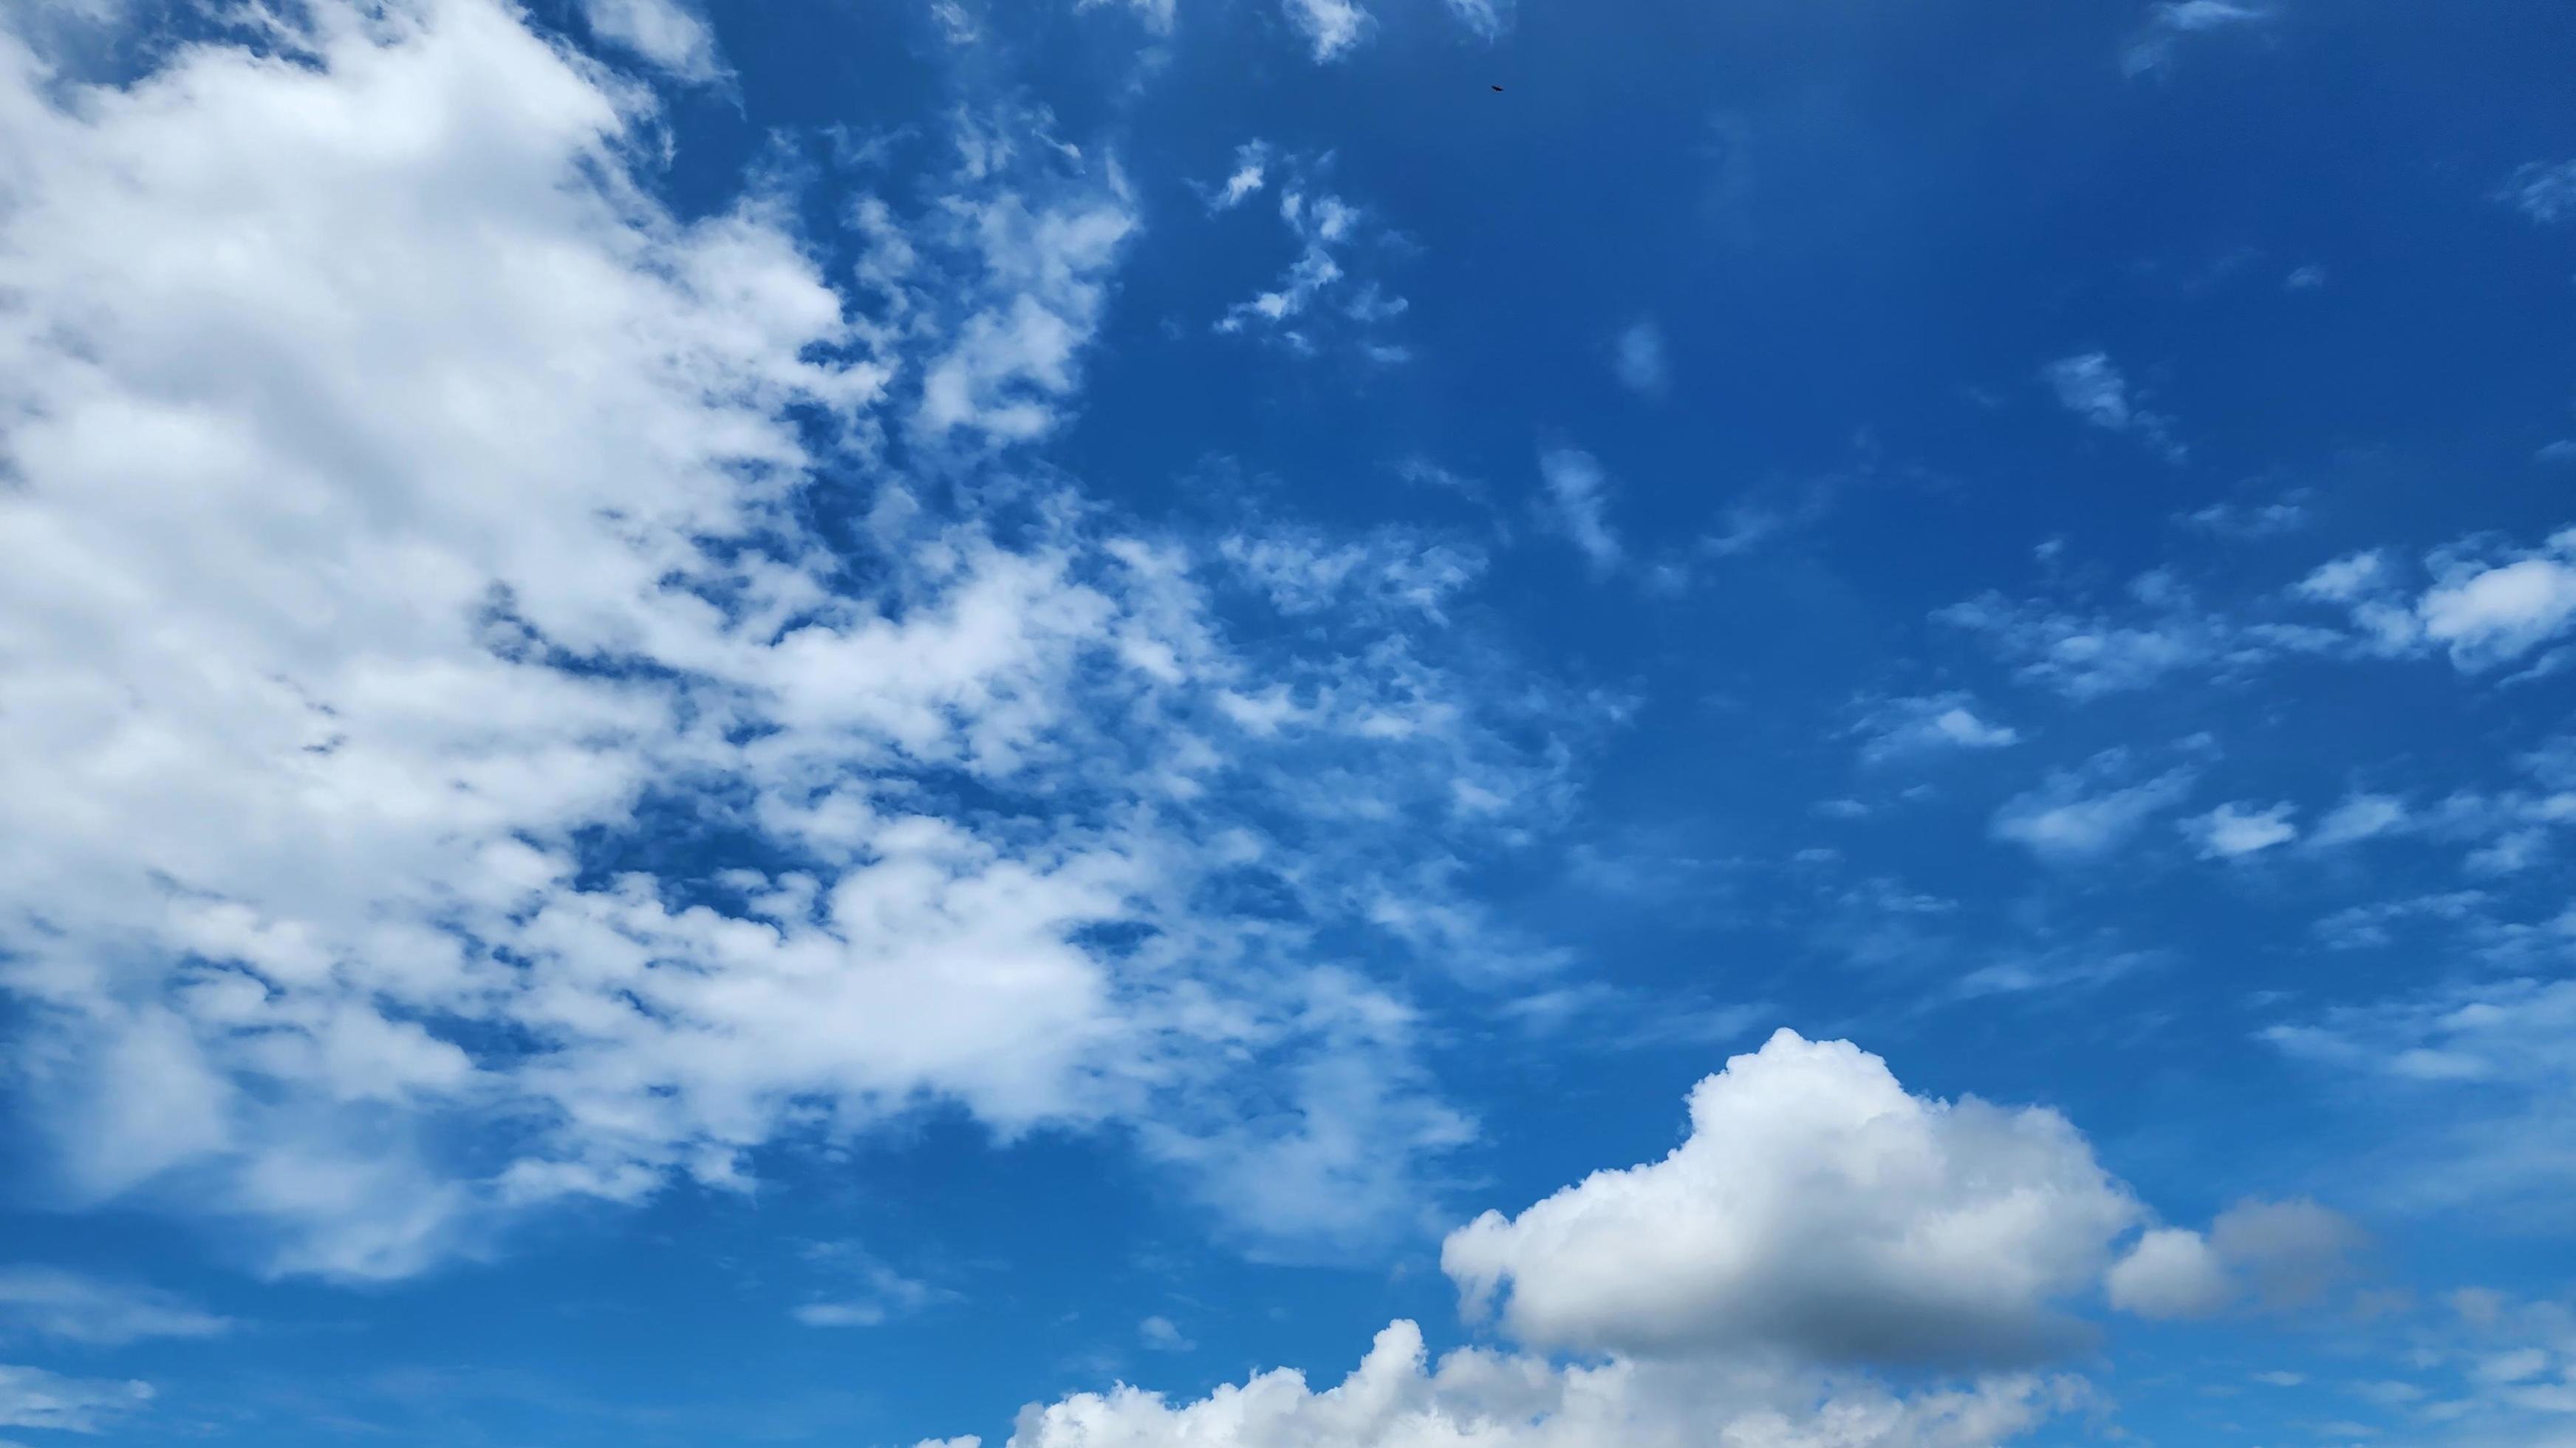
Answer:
xmin=2105 ymin=1228 xmax=2231 ymax=1319
xmin=0 ymin=1271 xmax=228 ymax=1345
xmin=2418 ymin=533 xmax=2576 ymax=669
xmin=1855 ymin=694 xmax=2020 ymax=763
xmin=577 ymin=0 xmax=722 ymax=80
xmin=2311 ymin=792 xmax=2410 ymax=847
xmin=1440 ymin=1031 xmax=2142 ymax=1367
xmin=0 ymin=0 xmax=1579 ymax=1279
xmin=924 ymin=1031 xmax=2182 ymax=1447
xmin=1992 ymin=757 xmax=2195 ymax=862
xmin=2184 ymin=802 xmax=2298 ymax=858
xmin=2105 ymin=1200 xmax=2360 ymax=1319
xmin=935 ymin=1320 xmax=2090 ymax=1448
xmin=1537 ymin=449 xmax=1624 ymax=576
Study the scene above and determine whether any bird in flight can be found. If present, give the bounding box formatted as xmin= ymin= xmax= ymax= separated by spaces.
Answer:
xmin=1492 ymin=84 xmax=1504 ymax=92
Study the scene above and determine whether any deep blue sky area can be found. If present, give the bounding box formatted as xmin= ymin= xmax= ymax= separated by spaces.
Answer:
xmin=4 ymin=0 xmax=2576 ymax=1444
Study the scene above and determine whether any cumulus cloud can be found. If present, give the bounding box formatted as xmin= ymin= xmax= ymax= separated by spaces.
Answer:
xmin=1612 ymin=320 xmax=1667 ymax=397
xmin=2183 ymin=802 xmax=2298 ymax=858
xmin=1854 ymin=694 xmax=2020 ymax=764
xmin=0 ymin=0 xmax=1585 ymax=1279
xmin=578 ymin=0 xmax=722 ymax=80
xmin=934 ymin=1320 xmax=2090 ymax=1448
xmin=1441 ymin=1031 xmax=2142 ymax=1367
xmin=1992 ymin=757 xmax=2196 ymax=862
xmin=0 ymin=1271 xmax=228 ymax=1345
xmin=2417 ymin=531 xmax=2576 ymax=669
xmin=2107 ymin=1200 xmax=2362 ymax=1319
xmin=1537 ymin=449 xmax=1623 ymax=576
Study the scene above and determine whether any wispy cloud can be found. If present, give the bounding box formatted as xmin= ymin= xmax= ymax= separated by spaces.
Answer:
xmin=0 ymin=1271 xmax=229 ymax=1346
xmin=1536 ymin=448 xmax=1624 ymax=576
xmin=2042 ymin=352 xmax=2184 ymax=462
xmin=1611 ymin=319 xmax=1667 ymax=397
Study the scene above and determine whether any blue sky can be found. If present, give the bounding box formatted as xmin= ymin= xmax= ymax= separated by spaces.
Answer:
xmin=3 ymin=0 xmax=2576 ymax=1443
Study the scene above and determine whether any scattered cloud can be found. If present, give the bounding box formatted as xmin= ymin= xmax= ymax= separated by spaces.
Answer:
xmin=1138 ymin=1315 xmax=1194 ymax=1351
xmin=1214 ymin=167 xmax=1406 ymax=358
xmin=1203 ymin=140 xmax=1271 ymax=212
xmin=1854 ymin=694 xmax=2021 ymax=764
xmin=2041 ymin=352 xmax=2184 ymax=462
xmin=0 ymin=1365 xmax=152 ymax=1435
xmin=1537 ymin=448 xmax=1624 ymax=576
xmin=1282 ymin=0 xmax=1370 ymax=61
xmin=2501 ymin=160 xmax=2576 ymax=225
xmin=578 ymin=0 xmax=724 ymax=81
xmin=0 ymin=1271 xmax=229 ymax=1346
xmin=793 ymin=1246 xmax=953 ymax=1328
xmin=0 ymin=0 xmax=1591 ymax=1280
xmin=2183 ymin=495 xmax=2310 ymax=539
xmin=2309 ymin=792 xmax=2410 ymax=848
xmin=1612 ymin=320 xmax=1667 ymax=397
xmin=2107 ymin=1200 xmax=2361 ymax=1319
xmin=2123 ymin=0 xmax=2272 ymax=76
xmin=1992 ymin=756 xmax=2196 ymax=862
xmin=2183 ymin=802 xmax=2298 ymax=858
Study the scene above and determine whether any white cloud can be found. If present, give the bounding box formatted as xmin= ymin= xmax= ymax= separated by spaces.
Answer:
xmin=1440 ymin=1030 xmax=2141 ymax=1367
xmin=2105 ymin=1200 xmax=2360 ymax=1320
xmin=2105 ymin=1229 xmax=2231 ymax=1319
xmin=1442 ymin=0 xmax=1509 ymax=41
xmin=1139 ymin=1315 xmax=1194 ymax=1351
xmin=1856 ymin=694 xmax=2020 ymax=764
xmin=936 ymin=1321 xmax=2091 ymax=1448
xmin=793 ymin=1246 xmax=950 ymax=1328
xmin=2310 ymin=793 xmax=2409 ymax=847
xmin=1215 ymin=175 xmax=1403 ymax=356
xmin=0 ymin=0 xmax=1581 ymax=1279
xmin=2041 ymin=352 xmax=2182 ymax=460
xmin=0 ymin=1365 xmax=151 ymax=1434
xmin=1612 ymin=320 xmax=1667 ymax=397
xmin=1207 ymin=140 xmax=1271 ymax=211
xmin=2124 ymin=1 xmax=2270 ymax=75
xmin=1283 ymin=0 xmax=1370 ymax=61
xmin=1077 ymin=0 xmax=1178 ymax=33
xmin=2418 ymin=534 xmax=2576 ymax=669
xmin=1537 ymin=449 xmax=1623 ymax=576
xmin=1935 ymin=586 xmax=2227 ymax=699
xmin=578 ymin=0 xmax=723 ymax=81
xmin=0 ymin=1271 xmax=228 ymax=1345
xmin=2504 ymin=160 xmax=2576 ymax=225
xmin=2184 ymin=802 xmax=2297 ymax=858
xmin=1992 ymin=758 xmax=2196 ymax=862
xmin=2184 ymin=496 xmax=2309 ymax=538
